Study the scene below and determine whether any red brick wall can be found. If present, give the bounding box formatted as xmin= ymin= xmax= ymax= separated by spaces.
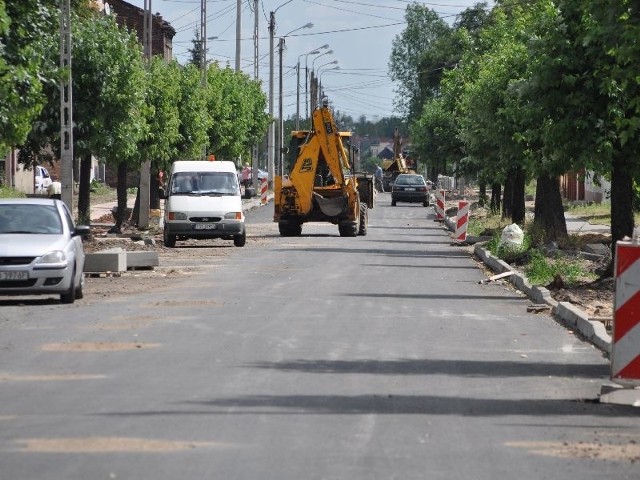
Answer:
xmin=108 ymin=0 xmax=176 ymax=60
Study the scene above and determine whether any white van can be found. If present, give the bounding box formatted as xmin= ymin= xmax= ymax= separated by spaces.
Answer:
xmin=35 ymin=165 xmax=52 ymax=194
xmin=162 ymin=160 xmax=246 ymax=247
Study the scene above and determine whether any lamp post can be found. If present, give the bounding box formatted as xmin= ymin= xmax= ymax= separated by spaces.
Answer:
xmin=310 ymin=50 xmax=333 ymax=112
xmin=305 ymin=45 xmax=328 ymax=120
xmin=276 ymin=23 xmax=313 ymax=178
xmin=297 ymin=44 xmax=329 ymax=129
xmin=318 ymin=65 xmax=340 ymax=104
xmin=296 ymin=50 xmax=318 ymax=130
xmin=267 ymin=0 xmax=296 ymax=186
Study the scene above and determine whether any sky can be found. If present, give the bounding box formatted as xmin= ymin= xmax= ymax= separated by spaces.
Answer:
xmin=122 ymin=1 xmax=487 ymax=122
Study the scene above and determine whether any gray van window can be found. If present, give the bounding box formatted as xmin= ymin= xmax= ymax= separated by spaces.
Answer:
xmin=170 ymin=172 xmax=239 ymax=195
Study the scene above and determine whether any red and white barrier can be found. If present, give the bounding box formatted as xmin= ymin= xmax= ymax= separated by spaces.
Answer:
xmin=260 ymin=177 xmax=268 ymax=204
xmin=435 ymin=190 xmax=445 ymax=221
xmin=612 ymin=241 xmax=640 ymax=384
xmin=455 ymin=200 xmax=469 ymax=242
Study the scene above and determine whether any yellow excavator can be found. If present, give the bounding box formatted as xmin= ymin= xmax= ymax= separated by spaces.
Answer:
xmin=381 ymin=127 xmax=413 ymax=191
xmin=273 ymin=101 xmax=374 ymax=237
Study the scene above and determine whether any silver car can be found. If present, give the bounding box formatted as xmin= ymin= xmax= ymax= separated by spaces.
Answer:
xmin=0 ymin=198 xmax=90 ymax=303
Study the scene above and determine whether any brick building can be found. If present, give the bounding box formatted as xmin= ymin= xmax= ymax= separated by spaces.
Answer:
xmin=107 ymin=0 xmax=176 ymax=61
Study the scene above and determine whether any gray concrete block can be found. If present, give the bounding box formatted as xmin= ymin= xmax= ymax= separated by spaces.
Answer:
xmin=84 ymin=251 xmax=127 ymax=273
xmin=126 ymin=251 xmax=159 ymax=269
xmin=583 ymin=243 xmax=610 ymax=256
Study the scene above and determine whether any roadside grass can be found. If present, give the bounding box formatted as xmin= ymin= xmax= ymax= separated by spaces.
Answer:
xmin=471 ymin=207 xmax=600 ymax=286
xmin=0 ymin=186 xmax=26 ymax=198
xmin=565 ymin=202 xmax=611 ymax=225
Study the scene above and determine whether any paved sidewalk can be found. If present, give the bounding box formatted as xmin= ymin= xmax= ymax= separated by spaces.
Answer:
xmin=564 ymin=213 xmax=610 ymax=233
xmin=90 ymin=196 xmax=136 ymax=222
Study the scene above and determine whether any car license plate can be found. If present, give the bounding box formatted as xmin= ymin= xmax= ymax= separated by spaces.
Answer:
xmin=194 ymin=223 xmax=217 ymax=230
xmin=0 ymin=271 xmax=28 ymax=281
xmin=405 ymin=187 xmax=416 ymax=191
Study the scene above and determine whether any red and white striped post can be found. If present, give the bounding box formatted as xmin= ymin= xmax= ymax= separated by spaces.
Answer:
xmin=435 ymin=190 xmax=445 ymax=221
xmin=612 ymin=240 xmax=640 ymax=384
xmin=455 ymin=200 xmax=469 ymax=242
xmin=260 ymin=177 xmax=268 ymax=204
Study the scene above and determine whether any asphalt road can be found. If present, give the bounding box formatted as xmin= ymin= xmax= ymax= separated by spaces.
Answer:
xmin=0 ymin=193 xmax=638 ymax=479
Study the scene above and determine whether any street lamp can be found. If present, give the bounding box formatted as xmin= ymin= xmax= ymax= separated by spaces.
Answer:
xmin=276 ymin=23 xmax=313 ymax=178
xmin=318 ymin=65 xmax=340 ymax=104
xmin=309 ymin=50 xmax=333 ymax=112
xmin=296 ymin=44 xmax=329 ymax=129
xmin=205 ymin=36 xmax=218 ymax=67
xmin=268 ymin=3 xmax=311 ymax=186
xmin=312 ymin=49 xmax=333 ymax=72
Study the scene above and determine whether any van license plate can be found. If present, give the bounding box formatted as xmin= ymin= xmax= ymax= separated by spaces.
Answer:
xmin=0 ymin=271 xmax=28 ymax=280
xmin=194 ymin=223 xmax=217 ymax=230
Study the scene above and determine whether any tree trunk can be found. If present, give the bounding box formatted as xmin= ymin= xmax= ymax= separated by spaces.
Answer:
xmin=533 ymin=173 xmax=567 ymax=241
xmin=77 ymin=153 xmax=92 ymax=225
xmin=150 ymin=174 xmax=160 ymax=210
xmin=109 ymin=161 xmax=129 ymax=234
xmin=511 ymin=167 xmax=526 ymax=225
xmin=609 ymin=154 xmax=635 ymax=263
xmin=132 ymin=187 xmax=140 ymax=227
xmin=490 ymin=183 xmax=501 ymax=214
xmin=502 ymin=175 xmax=513 ymax=219
xmin=478 ymin=181 xmax=486 ymax=207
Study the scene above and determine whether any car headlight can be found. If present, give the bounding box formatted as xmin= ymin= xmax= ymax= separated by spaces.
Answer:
xmin=36 ymin=250 xmax=67 ymax=264
xmin=224 ymin=212 xmax=243 ymax=220
xmin=168 ymin=212 xmax=187 ymax=220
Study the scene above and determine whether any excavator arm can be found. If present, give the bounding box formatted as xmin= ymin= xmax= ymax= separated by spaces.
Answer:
xmin=274 ymin=102 xmax=371 ymax=237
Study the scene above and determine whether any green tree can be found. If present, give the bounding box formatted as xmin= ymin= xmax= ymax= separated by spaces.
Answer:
xmin=205 ymin=65 xmax=269 ymax=162
xmin=175 ymin=64 xmax=210 ymax=160
xmin=71 ymin=13 xmax=147 ymax=225
xmin=187 ymin=29 xmax=205 ymax=68
xmin=389 ymin=4 xmax=451 ymax=118
xmin=131 ymin=57 xmax=182 ymax=223
xmin=518 ymin=0 xmax=640 ymax=254
xmin=0 ymin=0 xmax=57 ymax=154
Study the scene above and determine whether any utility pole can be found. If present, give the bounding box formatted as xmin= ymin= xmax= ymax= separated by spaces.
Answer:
xmin=235 ymin=0 xmax=241 ymax=72
xmin=278 ymin=37 xmax=284 ymax=177
xmin=268 ymin=11 xmax=275 ymax=186
xmin=200 ymin=0 xmax=207 ymax=160
xmin=139 ymin=0 xmax=152 ymax=228
xmin=252 ymin=0 xmax=259 ymax=191
xmin=59 ymin=0 xmax=73 ymax=210
xmin=201 ymin=0 xmax=207 ymax=84
xmin=296 ymin=62 xmax=300 ymax=130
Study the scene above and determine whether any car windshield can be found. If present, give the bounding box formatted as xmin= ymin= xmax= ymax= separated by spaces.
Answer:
xmin=0 ymin=204 xmax=63 ymax=234
xmin=170 ymin=172 xmax=240 ymax=195
xmin=395 ymin=175 xmax=425 ymax=186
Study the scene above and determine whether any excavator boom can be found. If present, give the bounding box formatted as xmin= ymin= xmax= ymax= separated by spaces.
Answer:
xmin=273 ymin=103 xmax=373 ymax=237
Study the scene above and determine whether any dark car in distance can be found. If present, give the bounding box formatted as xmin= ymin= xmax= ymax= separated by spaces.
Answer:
xmin=391 ymin=174 xmax=430 ymax=207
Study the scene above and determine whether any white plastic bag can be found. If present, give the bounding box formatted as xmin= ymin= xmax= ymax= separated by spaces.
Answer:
xmin=500 ymin=223 xmax=524 ymax=248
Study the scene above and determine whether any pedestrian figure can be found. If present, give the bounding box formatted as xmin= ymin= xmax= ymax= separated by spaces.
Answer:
xmin=374 ymin=164 xmax=384 ymax=192
xmin=241 ymin=162 xmax=252 ymax=188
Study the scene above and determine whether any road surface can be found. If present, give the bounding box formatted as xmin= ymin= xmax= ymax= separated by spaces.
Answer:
xmin=0 ymin=193 xmax=638 ymax=479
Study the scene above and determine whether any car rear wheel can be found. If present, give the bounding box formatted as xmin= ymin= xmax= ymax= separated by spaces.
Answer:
xmin=234 ymin=231 xmax=246 ymax=247
xmin=163 ymin=228 xmax=176 ymax=248
xmin=391 ymin=198 xmax=397 ymax=206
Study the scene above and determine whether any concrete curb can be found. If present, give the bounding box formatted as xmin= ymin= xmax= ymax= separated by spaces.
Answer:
xmin=442 ymin=214 xmax=613 ymax=355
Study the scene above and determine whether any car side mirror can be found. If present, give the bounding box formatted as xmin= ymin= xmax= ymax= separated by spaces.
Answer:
xmin=74 ymin=225 xmax=91 ymax=238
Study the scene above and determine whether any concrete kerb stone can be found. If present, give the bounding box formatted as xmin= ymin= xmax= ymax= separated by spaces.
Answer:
xmin=442 ymin=214 xmax=613 ymax=355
